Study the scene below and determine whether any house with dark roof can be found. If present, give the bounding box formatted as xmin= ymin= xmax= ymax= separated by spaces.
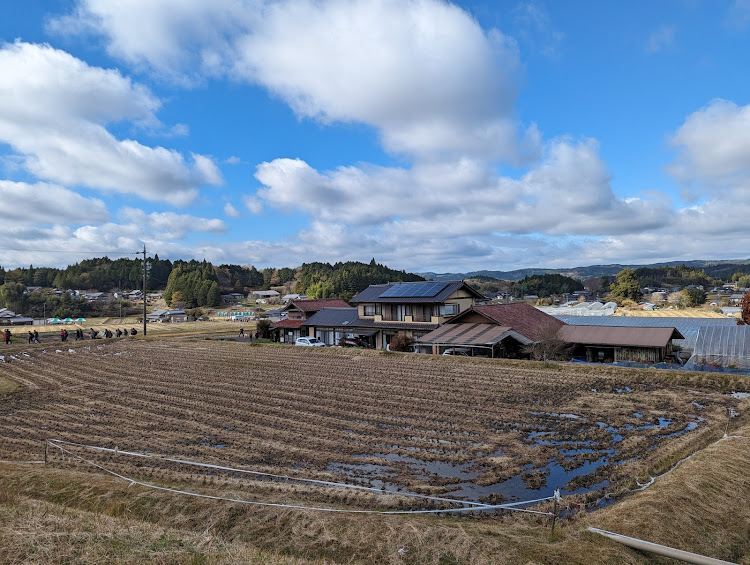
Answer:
xmin=346 ymin=280 xmax=485 ymax=349
xmin=146 ymin=309 xmax=188 ymax=323
xmin=271 ymin=298 xmax=351 ymax=343
xmin=0 ymin=308 xmax=34 ymax=326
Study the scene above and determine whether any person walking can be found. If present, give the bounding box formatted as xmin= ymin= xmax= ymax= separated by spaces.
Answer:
xmin=34 ymin=330 xmax=40 ymax=343
xmin=4 ymin=329 xmax=11 ymax=344
xmin=28 ymin=331 xmax=34 ymax=344
xmin=239 ymin=327 xmax=245 ymax=338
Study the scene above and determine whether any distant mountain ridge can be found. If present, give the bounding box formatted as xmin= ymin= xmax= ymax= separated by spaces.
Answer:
xmin=419 ymin=258 xmax=750 ymax=282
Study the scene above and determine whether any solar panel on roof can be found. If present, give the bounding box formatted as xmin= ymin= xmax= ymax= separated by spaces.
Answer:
xmin=380 ymin=281 xmax=449 ymax=298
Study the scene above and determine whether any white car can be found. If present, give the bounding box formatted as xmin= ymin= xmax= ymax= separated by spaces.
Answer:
xmin=295 ymin=337 xmax=326 ymax=347
xmin=442 ymin=348 xmax=470 ymax=356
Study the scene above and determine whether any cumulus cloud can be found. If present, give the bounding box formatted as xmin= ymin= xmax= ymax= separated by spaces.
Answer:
xmin=118 ymin=208 xmax=227 ymax=239
xmin=255 ymin=138 xmax=668 ymax=240
xmin=53 ymin=0 xmax=536 ymax=163
xmin=0 ymin=41 xmax=222 ymax=205
xmin=0 ymin=180 xmax=108 ymax=226
xmin=667 ymin=99 xmax=750 ymax=189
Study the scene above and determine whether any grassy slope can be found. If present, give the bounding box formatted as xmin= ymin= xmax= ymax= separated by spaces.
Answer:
xmin=1 ymin=417 xmax=749 ymax=564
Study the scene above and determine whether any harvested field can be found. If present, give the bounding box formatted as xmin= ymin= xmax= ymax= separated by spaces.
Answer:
xmin=1 ymin=340 xmax=746 ymax=512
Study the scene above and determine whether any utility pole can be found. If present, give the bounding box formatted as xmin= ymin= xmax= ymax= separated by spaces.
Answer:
xmin=142 ymin=243 xmax=147 ymax=336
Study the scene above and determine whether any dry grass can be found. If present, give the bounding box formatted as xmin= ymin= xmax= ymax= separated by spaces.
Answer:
xmin=614 ymin=308 xmax=728 ymax=318
xmin=0 ymin=338 xmax=749 ymax=563
xmin=0 ymin=375 xmax=20 ymax=394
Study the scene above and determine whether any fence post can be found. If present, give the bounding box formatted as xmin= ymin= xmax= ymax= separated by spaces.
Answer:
xmin=550 ymin=487 xmax=561 ymax=539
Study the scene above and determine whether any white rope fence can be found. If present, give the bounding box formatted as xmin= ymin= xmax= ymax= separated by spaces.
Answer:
xmin=46 ymin=439 xmax=555 ymax=517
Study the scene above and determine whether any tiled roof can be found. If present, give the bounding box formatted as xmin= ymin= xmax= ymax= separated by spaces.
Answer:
xmin=301 ymin=308 xmax=359 ymax=326
xmin=271 ymin=319 xmax=304 ymax=329
xmin=351 ymin=281 xmax=483 ymax=304
xmin=287 ymin=298 xmax=350 ymax=312
xmin=454 ymin=303 xmax=565 ymax=342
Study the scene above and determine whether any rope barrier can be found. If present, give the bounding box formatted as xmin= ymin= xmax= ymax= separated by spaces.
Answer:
xmin=47 ymin=440 xmax=555 ymax=517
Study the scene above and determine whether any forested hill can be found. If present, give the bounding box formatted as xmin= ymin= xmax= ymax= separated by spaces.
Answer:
xmin=294 ymin=260 xmax=424 ymax=301
xmin=0 ymin=257 xmax=425 ymax=315
xmin=420 ymin=258 xmax=750 ymax=282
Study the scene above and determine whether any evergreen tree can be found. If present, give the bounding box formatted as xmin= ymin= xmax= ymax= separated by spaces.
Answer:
xmin=609 ymin=269 xmax=643 ymax=302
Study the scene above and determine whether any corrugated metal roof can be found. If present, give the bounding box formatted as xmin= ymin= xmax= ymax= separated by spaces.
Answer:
xmin=558 ymin=325 xmax=683 ymax=348
xmin=417 ymin=323 xmax=533 ymax=346
xmin=555 ymin=315 xmax=737 ymax=350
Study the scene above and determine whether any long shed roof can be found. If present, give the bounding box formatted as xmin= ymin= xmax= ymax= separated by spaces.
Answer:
xmin=557 ymin=325 xmax=683 ymax=348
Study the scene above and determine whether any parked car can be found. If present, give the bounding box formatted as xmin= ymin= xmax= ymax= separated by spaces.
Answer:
xmin=295 ymin=337 xmax=326 ymax=347
xmin=442 ymin=348 xmax=470 ymax=356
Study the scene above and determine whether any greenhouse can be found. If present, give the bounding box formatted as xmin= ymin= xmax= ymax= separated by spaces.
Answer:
xmin=687 ymin=325 xmax=750 ymax=370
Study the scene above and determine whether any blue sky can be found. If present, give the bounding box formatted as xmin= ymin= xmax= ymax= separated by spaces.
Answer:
xmin=1 ymin=1 xmax=749 ymax=273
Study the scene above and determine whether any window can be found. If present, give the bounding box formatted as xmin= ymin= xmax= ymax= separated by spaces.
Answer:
xmin=435 ymin=303 xmax=459 ymax=317
xmin=363 ymin=305 xmax=376 ymax=316
xmin=396 ymin=305 xmax=412 ymax=321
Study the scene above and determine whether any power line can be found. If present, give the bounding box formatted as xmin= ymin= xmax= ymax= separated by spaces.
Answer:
xmin=0 ymin=248 xmax=142 ymax=256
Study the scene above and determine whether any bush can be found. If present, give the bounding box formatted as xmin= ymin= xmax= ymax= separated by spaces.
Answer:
xmin=389 ymin=332 xmax=414 ymax=352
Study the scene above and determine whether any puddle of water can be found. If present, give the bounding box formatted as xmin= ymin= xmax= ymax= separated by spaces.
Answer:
xmin=730 ymin=392 xmax=750 ymax=399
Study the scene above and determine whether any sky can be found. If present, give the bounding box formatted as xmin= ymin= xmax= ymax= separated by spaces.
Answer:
xmin=1 ymin=0 xmax=749 ymax=274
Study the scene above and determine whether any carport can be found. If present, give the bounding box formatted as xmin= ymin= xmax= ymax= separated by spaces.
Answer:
xmin=416 ymin=323 xmax=532 ymax=357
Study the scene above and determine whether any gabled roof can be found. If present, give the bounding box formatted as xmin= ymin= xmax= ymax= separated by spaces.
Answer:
xmin=557 ymin=325 xmax=684 ymax=348
xmin=417 ymin=323 xmax=533 ymax=347
xmin=351 ymin=280 xmax=484 ymax=304
xmin=449 ymin=303 xmax=565 ymax=342
xmin=301 ymin=307 xmax=359 ymax=326
xmin=283 ymin=298 xmax=350 ymax=312
xmin=271 ymin=319 xmax=304 ymax=329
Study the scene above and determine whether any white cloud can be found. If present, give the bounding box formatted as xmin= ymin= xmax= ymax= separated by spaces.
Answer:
xmin=646 ymin=25 xmax=676 ymax=53
xmin=513 ymin=2 xmax=565 ymax=58
xmin=224 ymin=202 xmax=241 ymax=217
xmin=0 ymin=180 xmax=108 ymax=226
xmin=54 ymin=0 xmax=536 ymax=163
xmin=118 ymin=208 xmax=227 ymax=239
xmin=254 ymin=138 xmax=668 ymax=239
xmin=243 ymin=195 xmax=263 ymax=214
xmin=667 ymin=99 xmax=750 ymax=189
xmin=0 ymin=41 xmax=222 ymax=205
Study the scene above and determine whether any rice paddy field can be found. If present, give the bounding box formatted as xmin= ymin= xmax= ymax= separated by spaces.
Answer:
xmin=1 ymin=337 xmax=749 ymax=564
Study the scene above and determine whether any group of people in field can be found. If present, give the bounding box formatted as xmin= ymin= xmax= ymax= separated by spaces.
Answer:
xmin=238 ymin=328 xmax=260 ymax=340
xmin=3 ymin=326 xmax=139 ymax=344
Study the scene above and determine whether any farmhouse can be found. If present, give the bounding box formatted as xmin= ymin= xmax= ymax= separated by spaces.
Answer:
xmin=146 ymin=309 xmax=188 ymax=323
xmin=417 ymin=303 xmax=564 ymax=357
xmin=417 ymin=302 xmax=684 ymax=363
xmin=271 ymin=298 xmax=350 ymax=343
xmin=296 ymin=280 xmax=484 ymax=348
xmin=0 ymin=308 xmax=33 ymax=326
